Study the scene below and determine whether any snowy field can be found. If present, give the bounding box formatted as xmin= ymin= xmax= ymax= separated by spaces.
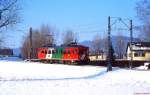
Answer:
xmin=0 ymin=57 xmax=22 ymax=61
xmin=0 ymin=61 xmax=150 ymax=95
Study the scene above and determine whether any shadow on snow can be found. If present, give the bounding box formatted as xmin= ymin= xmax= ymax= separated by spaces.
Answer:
xmin=0 ymin=68 xmax=120 ymax=82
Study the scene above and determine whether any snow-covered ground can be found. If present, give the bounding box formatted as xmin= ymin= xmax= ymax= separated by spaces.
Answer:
xmin=0 ymin=61 xmax=150 ymax=95
xmin=0 ymin=57 xmax=22 ymax=61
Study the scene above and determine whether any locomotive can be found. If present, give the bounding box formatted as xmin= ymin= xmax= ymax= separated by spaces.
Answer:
xmin=37 ymin=42 xmax=89 ymax=64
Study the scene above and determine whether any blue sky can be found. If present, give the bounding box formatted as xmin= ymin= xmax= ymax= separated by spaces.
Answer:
xmin=5 ymin=0 xmax=139 ymax=48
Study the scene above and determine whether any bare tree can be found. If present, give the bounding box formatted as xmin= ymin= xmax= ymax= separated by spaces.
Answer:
xmin=101 ymin=33 xmax=108 ymax=53
xmin=0 ymin=0 xmax=20 ymax=48
xmin=21 ymin=35 xmax=30 ymax=59
xmin=138 ymin=25 xmax=150 ymax=41
xmin=116 ymin=32 xmax=125 ymax=59
xmin=92 ymin=34 xmax=102 ymax=53
xmin=38 ymin=24 xmax=55 ymax=46
xmin=0 ymin=0 xmax=20 ymax=29
xmin=136 ymin=0 xmax=150 ymax=41
xmin=21 ymin=25 xmax=55 ymax=59
xmin=92 ymin=34 xmax=102 ymax=59
xmin=62 ymin=30 xmax=77 ymax=45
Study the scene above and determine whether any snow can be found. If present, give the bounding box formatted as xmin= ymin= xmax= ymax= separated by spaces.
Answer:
xmin=0 ymin=57 xmax=22 ymax=61
xmin=135 ymin=62 xmax=150 ymax=70
xmin=0 ymin=61 xmax=150 ymax=95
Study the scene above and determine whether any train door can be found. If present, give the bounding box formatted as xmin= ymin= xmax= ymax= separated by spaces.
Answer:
xmin=46 ymin=48 xmax=54 ymax=59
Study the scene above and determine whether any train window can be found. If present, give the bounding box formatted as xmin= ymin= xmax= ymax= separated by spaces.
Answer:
xmin=60 ymin=50 xmax=63 ymax=54
xmin=52 ymin=50 xmax=54 ymax=54
xmin=63 ymin=50 xmax=66 ymax=54
xmin=52 ymin=50 xmax=56 ymax=54
xmin=75 ymin=49 xmax=78 ymax=54
xmin=76 ymin=49 xmax=79 ymax=54
xmin=48 ymin=50 xmax=51 ymax=54
xmin=45 ymin=50 xmax=47 ymax=54
xmin=80 ymin=51 xmax=83 ymax=55
xmin=73 ymin=49 xmax=76 ymax=54
xmin=41 ymin=50 xmax=44 ymax=54
xmin=68 ymin=50 xmax=70 ymax=54
xmin=71 ymin=49 xmax=73 ymax=54
xmin=56 ymin=50 xmax=58 ymax=54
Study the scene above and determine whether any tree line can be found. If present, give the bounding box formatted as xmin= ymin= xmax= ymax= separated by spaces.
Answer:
xmin=0 ymin=0 xmax=150 ymax=59
xmin=21 ymin=24 xmax=127 ymax=60
xmin=21 ymin=24 xmax=80 ymax=59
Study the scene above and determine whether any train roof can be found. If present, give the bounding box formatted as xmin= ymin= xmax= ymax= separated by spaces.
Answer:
xmin=38 ymin=42 xmax=89 ymax=48
xmin=41 ymin=44 xmax=56 ymax=47
xmin=61 ymin=43 xmax=88 ymax=48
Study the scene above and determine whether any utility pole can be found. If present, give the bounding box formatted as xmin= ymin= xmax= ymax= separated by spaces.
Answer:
xmin=107 ymin=16 xmax=113 ymax=72
xmin=29 ymin=27 xmax=32 ymax=60
xmin=0 ymin=11 xmax=2 ymax=20
xmin=130 ymin=20 xmax=133 ymax=69
xmin=106 ymin=16 xmax=133 ymax=70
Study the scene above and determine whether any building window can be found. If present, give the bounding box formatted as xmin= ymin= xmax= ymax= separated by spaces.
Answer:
xmin=134 ymin=51 xmax=145 ymax=57
xmin=142 ymin=53 xmax=145 ymax=57
xmin=134 ymin=53 xmax=138 ymax=57
xmin=129 ymin=53 xmax=131 ymax=57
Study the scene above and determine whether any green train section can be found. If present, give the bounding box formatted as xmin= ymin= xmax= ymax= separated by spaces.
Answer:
xmin=51 ymin=47 xmax=63 ymax=61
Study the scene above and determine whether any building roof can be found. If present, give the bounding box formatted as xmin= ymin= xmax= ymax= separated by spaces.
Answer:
xmin=89 ymin=50 xmax=104 ymax=55
xmin=131 ymin=42 xmax=150 ymax=47
xmin=127 ymin=42 xmax=150 ymax=51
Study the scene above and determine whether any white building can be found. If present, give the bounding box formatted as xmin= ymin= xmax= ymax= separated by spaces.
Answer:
xmin=127 ymin=42 xmax=150 ymax=61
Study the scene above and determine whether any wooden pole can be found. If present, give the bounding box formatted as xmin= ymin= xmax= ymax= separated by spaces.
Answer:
xmin=130 ymin=20 xmax=133 ymax=69
xmin=29 ymin=27 xmax=32 ymax=60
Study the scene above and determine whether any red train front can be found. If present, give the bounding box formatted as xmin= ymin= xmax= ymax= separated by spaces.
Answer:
xmin=62 ymin=44 xmax=89 ymax=64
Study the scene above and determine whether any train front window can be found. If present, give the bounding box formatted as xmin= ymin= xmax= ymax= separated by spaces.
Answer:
xmin=60 ymin=50 xmax=63 ymax=54
xmin=56 ymin=50 xmax=58 ymax=54
xmin=45 ymin=50 xmax=47 ymax=54
xmin=75 ymin=49 xmax=78 ymax=54
xmin=52 ymin=50 xmax=56 ymax=54
xmin=63 ymin=50 xmax=66 ymax=54
xmin=52 ymin=50 xmax=55 ymax=54
xmin=68 ymin=50 xmax=70 ymax=54
xmin=48 ymin=50 xmax=51 ymax=54
xmin=41 ymin=50 xmax=44 ymax=54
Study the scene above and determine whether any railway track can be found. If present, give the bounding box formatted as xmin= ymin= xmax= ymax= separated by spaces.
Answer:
xmin=89 ymin=60 xmax=150 ymax=68
xmin=29 ymin=59 xmax=150 ymax=68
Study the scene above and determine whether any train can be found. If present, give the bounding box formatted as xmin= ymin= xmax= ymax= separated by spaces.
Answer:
xmin=36 ymin=42 xmax=90 ymax=64
xmin=30 ymin=42 xmax=150 ymax=68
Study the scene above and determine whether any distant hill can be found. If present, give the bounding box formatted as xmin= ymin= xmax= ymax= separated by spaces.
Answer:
xmin=79 ymin=40 xmax=93 ymax=48
xmin=79 ymin=36 xmax=140 ymax=52
xmin=111 ymin=35 xmax=140 ymax=49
